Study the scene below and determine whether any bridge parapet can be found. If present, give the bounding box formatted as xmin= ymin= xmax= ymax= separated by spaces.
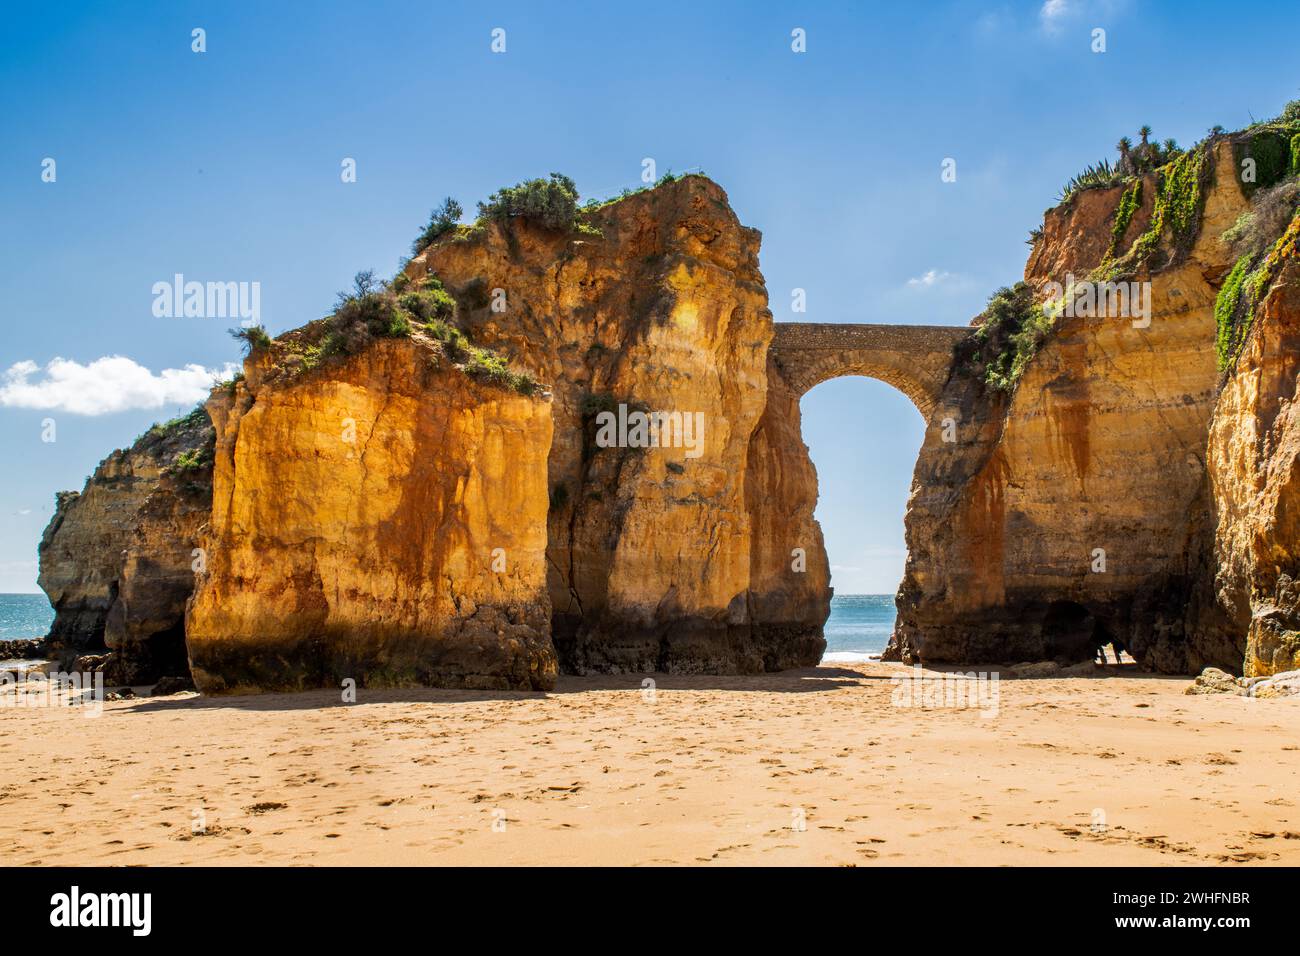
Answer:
xmin=770 ymin=322 xmax=970 ymax=418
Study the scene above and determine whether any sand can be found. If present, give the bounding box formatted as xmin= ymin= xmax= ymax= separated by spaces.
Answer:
xmin=1 ymin=661 xmax=1298 ymax=866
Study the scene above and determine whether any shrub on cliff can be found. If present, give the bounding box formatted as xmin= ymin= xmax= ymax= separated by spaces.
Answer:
xmin=1059 ymin=158 xmax=1121 ymax=202
xmin=478 ymin=173 xmax=579 ymax=231
xmin=1058 ymin=128 xmax=1185 ymax=206
xmin=1126 ymin=144 xmax=1210 ymax=268
xmin=963 ymin=282 xmax=1053 ymax=393
xmin=1221 ymin=179 xmax=1300 ymax=259
xmin=399 ymin=276 xmax=456 ymax=323
xmin=149 ymin=405 xmax=209 ymax=436
xmin=425 ymin=317 xmax=468 ymax=358
xmin=1234 ymin=129 xmax=1293 ymax=197
xmin=463 ymin=346 xmax=540 ymax=395
xmin=412 ymin=198 xmax=463 ymax=255
xmin=170 ymin=445 xmax=211 ymax=473
xmin=230 ymin=324 xmax=272 ymax=353
xmin=325 ymin=270 xmax=414 ymax=353
xmin=1104 ymin=179 xmax=1143 ymax=260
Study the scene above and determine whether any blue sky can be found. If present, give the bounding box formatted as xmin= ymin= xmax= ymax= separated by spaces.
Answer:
xmin=1 ymin=0 xmax=1297 ymax=593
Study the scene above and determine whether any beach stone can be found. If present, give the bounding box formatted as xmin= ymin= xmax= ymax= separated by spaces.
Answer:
xmin=0 ymin=638 xmax=48 ymax=660
xmin=1005 ymin=661 xmax=1061 ymax=679
xmin=1185 ymin=667 xmax=1245 ymax=695
xmin=1249 ymin=670 xmax=1300 ymax=699
xmin=150 ymin=675 xmax=196 ymax=696
xmin=71 ymin=653 xmax=110 ymax=673
xmin=1059 ymin=660 xmax=1104 ymax=676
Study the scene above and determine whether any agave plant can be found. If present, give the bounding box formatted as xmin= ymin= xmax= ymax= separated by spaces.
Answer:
xmin=1059 ymin=157 xmax=1120 ymax=202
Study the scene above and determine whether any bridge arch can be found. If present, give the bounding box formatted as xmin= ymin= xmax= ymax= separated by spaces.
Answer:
xmin=769 ymin=323 xmax=969 ymax=418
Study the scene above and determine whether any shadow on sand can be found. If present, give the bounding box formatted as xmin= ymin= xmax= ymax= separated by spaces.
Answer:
xmin=118 ymin=659 xmax=1191 ymax=716
xmin=119 ymin=665 xmax=878 ymax=715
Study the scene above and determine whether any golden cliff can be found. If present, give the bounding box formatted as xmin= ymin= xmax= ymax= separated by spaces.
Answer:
xmin=891 ymin=131 xmax=1300 ymax=677
xmin=38 ymin=175 xmax=830 ymax=691
xmin=1206 ymin=221 xmax=1300 ymax=677
xmin=409 ymin=176 xmax=829 ymax=673
xmin=186 ymin=333 xmax=555 ymax=693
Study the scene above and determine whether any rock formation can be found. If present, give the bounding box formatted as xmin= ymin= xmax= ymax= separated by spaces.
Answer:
xmin=39 ymin=175 xmax=830 ymax=691
xmin=1205 ymin=231 xmax=1300 ymax=677
xmin=890 ymin=132 xmax=1300 ymax=677
xmin=37 ymin=409 xmax=212 ymax=684
xmin=185 ymin=334 xmax=555 ymax=693
xmin=35 ymin=120 xmax=1300 ymax=688
xmin=410 ymin=176 xmax=829 ymax=673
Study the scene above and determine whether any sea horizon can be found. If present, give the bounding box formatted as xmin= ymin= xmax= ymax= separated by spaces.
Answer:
xmin=0 ymin=591 xmax=895 ymax=660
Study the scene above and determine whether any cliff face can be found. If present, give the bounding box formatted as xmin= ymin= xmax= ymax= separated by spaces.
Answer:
xmin=1206 ymin=245 xmax=1300 ymax=676
xmin=37 ymin=177 xmax=829 ymax=691
xmin=892 ymin=142 xmax=1252 ymax=672
xmin=185 ymin=336 xmax=555 ymax=693
xmin=37 ymin=411 xmax=212 ymax=683
xmin=46 ymin=144 xmax=1296 ymax=687
xmin=410 ymin=177 xmax=829 ymax=673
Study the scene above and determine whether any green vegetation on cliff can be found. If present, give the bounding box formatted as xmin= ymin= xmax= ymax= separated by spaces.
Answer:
xmin=1057 ymin=126 xmax=1181 ymax=205
xmin=148 ymin=405 xmax=209 ymax=438
xmin=581 ymin=170 xmax=707 ymax=213
xmin=410 ymin=171 xmax=715 ymax=254
xmin=1234 ymin=129 xmax=1294 ymax=198
xmin=133 ymin=404 xmax=216 ymax=478
xmin=230 ymin=324 xmax=272 ymax=354
xmin=478 ymin=172 xmax=580 ymax=231
xmin=1215 ymin=255 xmax=1252 ymax=371
xmin=412 ymin=198 xmax=464 ymax=254
xmin=961 ymin=282 xmax=1054 ymax=393
xmin=240 ymin=269 xmax=539 ymax=396
xmin=1129 ymin=144 xmax=1209 ymax=266
xmin=1106 ymin=179 xmax=1143 ymax=260
xmin=1216 ymin=209 xmax=1300 ymax=371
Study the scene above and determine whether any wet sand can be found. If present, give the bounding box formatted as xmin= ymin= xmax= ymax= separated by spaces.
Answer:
xmin=1 ymin=661 xmax=1297 ymax=866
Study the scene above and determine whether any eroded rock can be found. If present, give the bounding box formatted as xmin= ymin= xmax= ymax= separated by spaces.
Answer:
xmin=891 ymin=141 xmax=1251 ymax=674
xmin=411 ymin=176 xmax=830 ymax=673
xmin=184 ymin=336 xmax=556 ymax=693
xmin=37 ymin=409 xmax=213 ymax=684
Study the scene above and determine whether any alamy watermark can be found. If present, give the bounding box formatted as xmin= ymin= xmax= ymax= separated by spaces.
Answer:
xmin=1 ymin=669 xmax=104 ymax=717
xmin=890 ymin=665 xmax=999 ymax=718
xmin=594 ymin=403 xmax=705 ymax=459
xmin=50 ymin=885 xmax=150 ymax=936
xmin=1041 ymin=274 xmax=1151 ymax=328
xmin=152 ymin=274 xmax=261 ymax=325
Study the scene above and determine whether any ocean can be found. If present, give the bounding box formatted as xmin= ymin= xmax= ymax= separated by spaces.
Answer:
xmin=0 ymin=592 xmax=892 ymax=661
xmin=821 ymin=593 xmax=894 ymax=662
xmin=0 ymin=593 xmax=54 ymax=642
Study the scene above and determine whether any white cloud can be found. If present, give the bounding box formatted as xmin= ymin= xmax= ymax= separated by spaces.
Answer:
xmin=1040 ymin=0 xmax=1071 ymax=32
xmin=0 ymin=356 xmax=238 ymax=416
xmin=906 ymin=269 xmax=954 ymax=288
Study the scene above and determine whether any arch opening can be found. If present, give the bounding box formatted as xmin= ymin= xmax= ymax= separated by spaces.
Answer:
xmin=797 ymin=375 xmax=926 ymax=662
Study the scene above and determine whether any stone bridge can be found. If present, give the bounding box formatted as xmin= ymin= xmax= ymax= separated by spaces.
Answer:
xmin=769 ymin=322 xmax=971 ymax=418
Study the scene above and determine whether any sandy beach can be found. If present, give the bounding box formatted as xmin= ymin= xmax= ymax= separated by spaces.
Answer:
xmin=1 ymin=661 xmax=1298 ymax=866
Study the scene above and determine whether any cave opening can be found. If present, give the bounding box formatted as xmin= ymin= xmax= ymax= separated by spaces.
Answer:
xmin=1039 ymin=599 xmax=1124 ymax=663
